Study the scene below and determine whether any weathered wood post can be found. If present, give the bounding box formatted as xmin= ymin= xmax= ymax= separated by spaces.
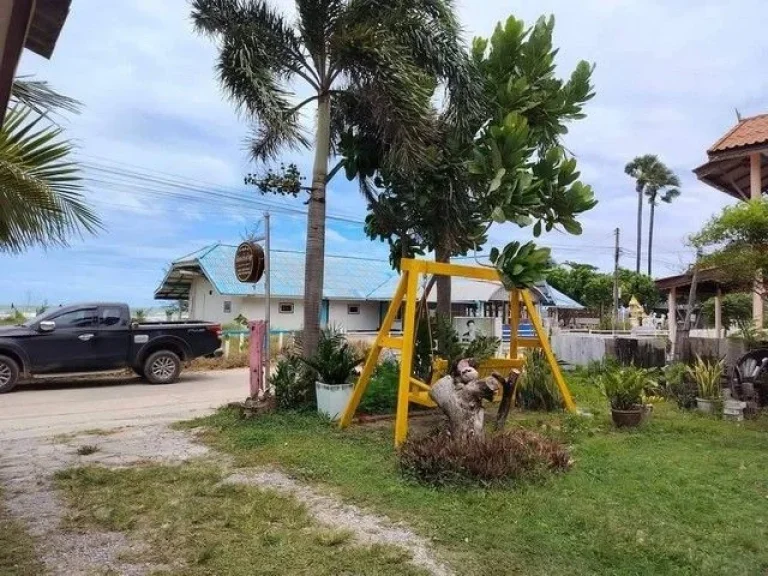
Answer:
xmin=248 ymin=320 xmax=266 ymax=398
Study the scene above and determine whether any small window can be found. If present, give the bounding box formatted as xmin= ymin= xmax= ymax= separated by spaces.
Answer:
xmin=279 ymin=302 xmax=294 ymax=314
xmin=223 ymin=301 xmax=232 ymax=314
xmin=347 ymin=304 xmax=360 ymax=315
xmin=52 ymin=308 xmax=97 ymax=328
xmin=99 ymin=307 xmax=123 ymax=327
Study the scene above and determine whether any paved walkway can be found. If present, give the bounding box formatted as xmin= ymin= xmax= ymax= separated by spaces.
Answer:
xmin=0 ymin=368 xmax=249 ymax=439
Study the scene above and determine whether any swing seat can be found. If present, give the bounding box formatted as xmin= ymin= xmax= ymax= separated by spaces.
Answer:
xmin=428 ymin=357 xmax=524 ymax=386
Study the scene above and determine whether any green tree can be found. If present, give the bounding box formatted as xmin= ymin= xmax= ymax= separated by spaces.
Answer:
xmin=701 ymin=292 xmax=752 ymax=333
xmin=624 ymin=154 xmax=681 ymax=276
xmin=353 ymin=16 xmax=596 ymax=311
xmin=192 ymin=0 xmax=473 ymax=354
xmin=617 ymin=268 xmax=659 ymax=309
xmin=692 ymin=198 xmax=768 ymax=296
xmin=0 ymin=80 xmax=99 ymax=253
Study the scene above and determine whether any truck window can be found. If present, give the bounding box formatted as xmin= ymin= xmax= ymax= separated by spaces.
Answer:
xmin=52 ymin=309 xmax=97 ymax=328
xmin=100 ymin=307 xmax=124 ymax=327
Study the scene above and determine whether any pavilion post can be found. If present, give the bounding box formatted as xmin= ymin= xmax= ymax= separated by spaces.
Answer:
xmin=750 ymin=153 xmax=764 ymax=328
xmin=668 ymin=287 xmax=677 ymax=356
xmin=714 ymin=287 xmax=723 ymax=338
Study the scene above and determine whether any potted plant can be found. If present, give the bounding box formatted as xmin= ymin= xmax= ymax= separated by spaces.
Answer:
xmin=687 ymin=355 xmax=724 ymax=414
xmin=600 ymin=366 xmax=653 ymax=428
xmin=297 ymin=328 xmax=364 ymax=420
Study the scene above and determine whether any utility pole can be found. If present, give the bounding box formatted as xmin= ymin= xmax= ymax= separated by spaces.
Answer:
xmin=613 ymin=227 xmax=620 ymax=327
xmin=264 ymin=212 xmax=271 ymax=384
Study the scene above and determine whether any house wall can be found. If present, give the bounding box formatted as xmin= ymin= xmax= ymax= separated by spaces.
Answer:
xmin=328 ymin=300 xmax=380 ymax=332
xmin=187 ymin=278 xmax=381 ymax=331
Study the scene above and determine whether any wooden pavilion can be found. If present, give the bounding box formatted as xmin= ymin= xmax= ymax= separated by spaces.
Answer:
xmin=694 ymin=113 xmax=768 ymax=327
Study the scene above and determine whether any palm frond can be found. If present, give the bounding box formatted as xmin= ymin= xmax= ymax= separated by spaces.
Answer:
xmin=296 ymin=0 xmax=345 ymax=72
xmin=10 ymin=78 xmax=82 ymax=117
xmin=0 ymin=108 xmax=100 ymax=253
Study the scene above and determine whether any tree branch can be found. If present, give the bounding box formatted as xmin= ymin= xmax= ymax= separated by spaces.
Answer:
xmin=326 ymin=159 xmax=344 ymax=183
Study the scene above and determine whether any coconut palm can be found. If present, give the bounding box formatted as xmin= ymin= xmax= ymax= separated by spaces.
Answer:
xmin=624 ymin=154 xmax=680 ymax=276
xmin=191 ymin=0 xmax=473 ymax=355
xmin=1 ymin=80 xmax=98 ymax=253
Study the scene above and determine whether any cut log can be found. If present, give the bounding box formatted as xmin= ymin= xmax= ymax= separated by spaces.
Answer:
xmin=494 ymin=370 xmax=520 ymax=431
xmin=429 ymin=371 xmax=500 ymax=438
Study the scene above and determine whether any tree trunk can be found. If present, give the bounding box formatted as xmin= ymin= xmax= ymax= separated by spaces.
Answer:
xmin=435 ymin=242 xmax=451 ymax=319
xmin=647 ymin=202 xmax=656 ymax=277
xmin=674 ymin=261 xmax=699 ymax=362
xmin=302 ymin=94 xmax=331 ymax=357
xmin=429 ymin=372 xmax=500 ymax=438
xmin=636 ymin=185 xmax=643 ymax=274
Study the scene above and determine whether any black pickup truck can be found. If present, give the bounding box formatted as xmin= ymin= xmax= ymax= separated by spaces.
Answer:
xmin=0 ymin=303 xmax=222 ymax=393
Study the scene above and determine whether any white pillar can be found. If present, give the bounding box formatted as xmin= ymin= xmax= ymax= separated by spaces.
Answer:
xmin=750 ymin=152 xmax=762 ymax=199
xmin=668 ymin=287 xmax=677 ymax=348
xmin=714 ymin=287 xmax=723 ymax=338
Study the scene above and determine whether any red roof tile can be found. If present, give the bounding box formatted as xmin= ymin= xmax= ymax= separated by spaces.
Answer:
xmin=709 ymin=114 xmax=768 ymax=153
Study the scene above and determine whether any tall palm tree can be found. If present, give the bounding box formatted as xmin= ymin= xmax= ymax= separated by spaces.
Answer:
xmin=644 ymin=166 xmax=680 ymax=276
xmin=191 ymin=0 xmax=473 ymax=355
xmin=1 ymin=80 xmax=99 ymax=253
xmin=625 ymin=154 xmax=679 ymax=276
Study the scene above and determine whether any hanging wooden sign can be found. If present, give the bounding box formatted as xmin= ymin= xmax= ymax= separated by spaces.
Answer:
xmin=234 ymin=241 xmax=265 ymax=283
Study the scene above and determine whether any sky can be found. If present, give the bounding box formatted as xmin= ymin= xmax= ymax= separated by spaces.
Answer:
xmin=2 ymin=0 xmax=766 ymax=308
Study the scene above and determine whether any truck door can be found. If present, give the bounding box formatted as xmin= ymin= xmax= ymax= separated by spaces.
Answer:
xmin=26 ymin=307 xmax=99 ymax=373
xmin=92 ymin=306 xmax=131 ymax=370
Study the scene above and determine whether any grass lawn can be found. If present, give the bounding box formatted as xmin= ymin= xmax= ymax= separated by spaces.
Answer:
xmin=55 ymin=463 xmax=429 ymax=576
xmin=175 ymin=375 xmax=768 ymax=576
xmin=0 ymin=488 xmax=46 ymax=576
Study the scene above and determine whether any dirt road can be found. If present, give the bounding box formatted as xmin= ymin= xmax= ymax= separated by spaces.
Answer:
xmin=0 ymin=368 xmax=249 ymax=439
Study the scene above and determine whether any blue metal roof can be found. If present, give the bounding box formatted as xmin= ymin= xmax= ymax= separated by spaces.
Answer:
xmin=176 ymin=243 xmax=400 ymax=300
xmin=156 ymin=244 xmax=584 ymax=309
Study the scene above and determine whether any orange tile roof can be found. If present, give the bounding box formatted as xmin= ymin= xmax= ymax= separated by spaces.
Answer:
xmin=709 ymin=113 xmax=768 ymax=153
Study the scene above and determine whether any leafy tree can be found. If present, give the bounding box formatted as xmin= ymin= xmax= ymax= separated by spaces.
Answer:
xmin=617 ymin=268 xmax=659 ymax=309
xmin=625 ymin=154 xmax=681 ymax=276
xmin=351 ymin=16 xmax=596 ymax=312
xmin=692 ymin=198 xmax=768 ymax=296
xmin=701 ymin=292 xmax=752 ymax=333
xmin=191 ymin=0 xmax=474 ymax=354
xmin=1 ymin=80 xmax=99 ymax=253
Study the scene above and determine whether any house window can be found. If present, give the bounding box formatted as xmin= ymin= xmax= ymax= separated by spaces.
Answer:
xmin=223 ymin=301 xmax=232 ymax=313
xmin=279 ymin=302 xmax=294 ymax=314
xmin=347 ymin=304 xmax=360 ymax=315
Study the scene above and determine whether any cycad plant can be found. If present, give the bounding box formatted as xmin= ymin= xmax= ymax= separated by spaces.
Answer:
xmin=296 ymin=328 xmax=363 ymax=385
xmin=191 ymin=0 xmax=474 ymax=355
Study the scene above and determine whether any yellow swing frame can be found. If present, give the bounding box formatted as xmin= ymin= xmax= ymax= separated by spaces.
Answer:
xmin=339 ymin=258 xmax=576 ymax=446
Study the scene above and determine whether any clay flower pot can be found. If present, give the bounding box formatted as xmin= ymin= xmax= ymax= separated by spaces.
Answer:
xmin=611 ymin=406 xmax=644 ymax=428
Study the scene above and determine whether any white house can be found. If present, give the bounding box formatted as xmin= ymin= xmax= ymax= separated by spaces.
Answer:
xmin=154 ymin=243 xmax=584 ymax=333
xmin=155 ymin=244 xmax=398 ymax=332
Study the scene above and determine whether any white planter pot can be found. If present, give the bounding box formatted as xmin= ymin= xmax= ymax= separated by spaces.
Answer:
xmin=696 ymin=397 xmax=714 ymax=414
xmin=316 ymin=381 xmax=354 ymax=420
xmin=723 ymin=399 xmax=747 ymax=422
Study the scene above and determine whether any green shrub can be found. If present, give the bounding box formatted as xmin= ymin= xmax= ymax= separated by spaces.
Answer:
xmin=359 ymin=360 xmax=399 ymax=415
xmin=398 ymin=429 xmax=571 ymax=488
xmin=515 ymin=349 xmax=561 ymax=411
xmin=661 ymin=362 xmax=697 ymax=409
xmin=600 ymin=366 xmax=654 ymax=410
xmin=271 ymin=356 xmax=315 ymax=411
xmin=296 ymin=328 xmax=363 ymax=385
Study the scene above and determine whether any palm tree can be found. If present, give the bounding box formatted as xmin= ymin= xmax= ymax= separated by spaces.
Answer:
xmin=644 ymin=167 xmax=680 ymax=276
xmin=0 ymin=80 xmax=99 ymax=253
xmin=625 ymin=154 xmax=680 ymax=276
xmin=191 ymin=0 xmax=473 ymax=355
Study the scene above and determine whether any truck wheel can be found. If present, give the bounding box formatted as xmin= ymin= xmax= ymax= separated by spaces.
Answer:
xmin=0 ymin=355 xmax=20 ymax=393
xmin=144 ymin=350 xmax=181 ymax=385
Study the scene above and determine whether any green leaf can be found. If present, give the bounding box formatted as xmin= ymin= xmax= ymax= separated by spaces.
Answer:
xmin=489 ymin=168 xmax=506 ymax=192
xmin=491 ymin=206 xmax=506 ymax=223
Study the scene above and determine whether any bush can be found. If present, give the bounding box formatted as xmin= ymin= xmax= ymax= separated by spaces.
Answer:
xmin=398 ymin=429 xmax=571 ymax=488
xmin=515 ymin=349 xmax=561 ymax=411
xmin=296 ymin=328 xmax=363 ymax=385
xmin=358 ymin=359 xmax=399 ymax=415
xmin=660 ymin=362 xmax=697 ymax=409
xmin=271 ymin=356 xmax=316 ymax=411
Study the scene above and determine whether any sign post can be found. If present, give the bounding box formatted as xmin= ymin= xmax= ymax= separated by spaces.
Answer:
xmin=234 ymin=241 xmax=266 ymax=398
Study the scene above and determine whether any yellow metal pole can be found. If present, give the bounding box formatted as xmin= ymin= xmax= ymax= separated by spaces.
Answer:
xmin=521 ymin=290 xmax=577 ymax=412
xmin=339 ymin=274 xmax=408 ymax=428
xmin=394 ymin=266 xmax=420 ymax=446
xmin=509 ymin=288 xmax=519 ymax=359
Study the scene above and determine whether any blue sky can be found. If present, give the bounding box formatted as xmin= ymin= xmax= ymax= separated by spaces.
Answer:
xmin=2 ymin=0 xmax=767 ymax=307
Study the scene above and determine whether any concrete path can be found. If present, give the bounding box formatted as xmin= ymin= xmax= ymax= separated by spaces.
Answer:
xmin=0 ymin=368 xmax=249 ymax=439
